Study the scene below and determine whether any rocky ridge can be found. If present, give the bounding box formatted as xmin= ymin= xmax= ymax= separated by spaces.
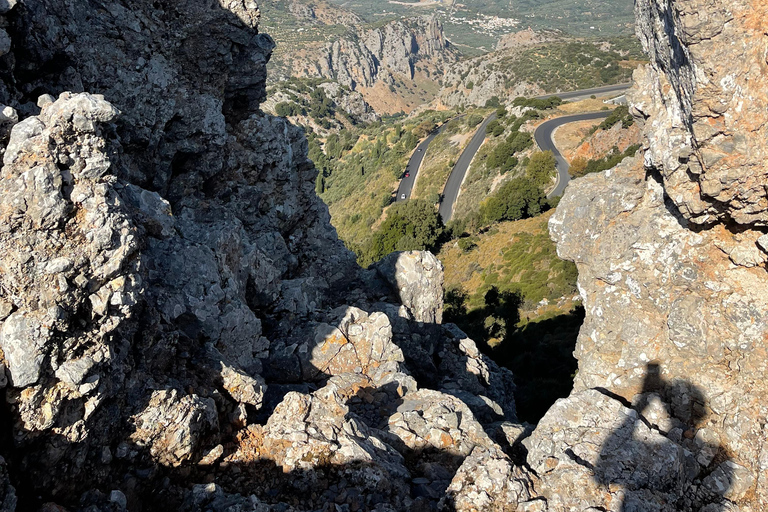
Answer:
xmin=526 ymin=0 xmax=768 ymax=509
xmin=269 ymin=15 xmax=455 ymax=91
xmin=0 ymin=0 xmax=766 ymax=511
xmin=0 ymin=1 xmax=527 ymax=511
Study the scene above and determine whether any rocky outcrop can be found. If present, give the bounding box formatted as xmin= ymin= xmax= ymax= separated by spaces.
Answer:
xmin=512 ymin=1 xmax=768 ymax=510
xmin=374 ymin=251 xmax=444 ymax=324
xmin=314 ymin=16 xmax=453 ymax=89
xmin=0 ymin=4 xmax=526 ymax=510
xmin=632 ymin=0 xmax=768 ymax=226
xmin=540 ymin=152 xmax=768 ymax=510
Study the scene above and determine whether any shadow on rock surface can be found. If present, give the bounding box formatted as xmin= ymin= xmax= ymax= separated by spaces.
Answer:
xmin=592 ymin=362 xmax=736 ymax=512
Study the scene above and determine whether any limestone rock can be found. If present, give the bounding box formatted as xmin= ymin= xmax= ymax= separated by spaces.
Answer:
xmin=374 ymin=251 xmax=444 ymax=324
xmin=386 ymin=389 xmax=495 ymax=456
xmin=442 ymin=446 xmax=540 ymax=512
xmin=131 ymin=389 xmax=219 ymax=467
xmin=312 ymin=16 xmax=453 ymax=90
xmin=632 ymin=0 xmax=768 ymax=225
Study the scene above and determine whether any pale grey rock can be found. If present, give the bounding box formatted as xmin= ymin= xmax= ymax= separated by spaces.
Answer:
xmin=525 ymin=389 xmax=717 ymax=511
xmin=545 ymin=150 xmax=767 ymax=507
xmin=386 ymin=389 xmax=495 ymax=456
xmin=441 ymin=446 xmax=539 ymax=511
xmin=632 ymin=0 xmax=768 ymax=225
xmin=3 ymin=117 xmax=44 ymax=166
xmin=0 ymin=312 xmax=47 ymax=387
xmin=109 ymin=489 xmax=127 ymax=508
xmin=131 ymin=389 xmax=219 ymax=467
xmin=220 ymin=362 xmax=265 ymax=408
xmin=374 ymin=251 xmax=444 ymax=324
xmin=309 ymin=16 xmax=453 ymax=90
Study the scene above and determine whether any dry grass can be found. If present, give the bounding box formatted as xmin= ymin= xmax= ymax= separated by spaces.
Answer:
xmin=440 ymin=212 xmax=554 ymax=294
xmin=552 ymin=119 xmax=603 ymax=160
xmin=553 ymin=98 xmax=616 ymax=115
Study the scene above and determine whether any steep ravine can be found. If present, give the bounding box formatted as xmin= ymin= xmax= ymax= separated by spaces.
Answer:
xmin=0 ymin=1 xmax=529 ymax=510
xmin=0 ymin=0 xmax=764 ymax=511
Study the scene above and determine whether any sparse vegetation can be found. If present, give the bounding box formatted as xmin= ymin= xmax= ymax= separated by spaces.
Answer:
xmin=569 ymin=144 xmax=640 ymax=178
xmin=593 ymin=104 xmax=634 ymax=132
xmin=440 ymin=211 xmax=582 ymax=421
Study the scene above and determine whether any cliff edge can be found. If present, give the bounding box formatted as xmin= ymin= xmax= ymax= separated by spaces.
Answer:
xmin=530 ymin=0 xmax=768 ymax=510
xmin=0 ymin=1 xmax=527 ymax=511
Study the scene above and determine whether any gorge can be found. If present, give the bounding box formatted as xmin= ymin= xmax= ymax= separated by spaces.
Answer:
xmin=0 ymin=0 xmax=764 ymax=511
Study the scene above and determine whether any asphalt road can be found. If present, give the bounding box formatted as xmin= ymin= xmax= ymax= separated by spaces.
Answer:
xmin=396 ymin=118 xmax=460 ymax=202
xmin=395 ymin=84 xmax=630 ymax=213
xmin=535 ymin=83 xmax=631 ymax=101
xmin=534 ymin=110 xmax=611 ymax=198
xmin=438 ymin=113 xmax=497 ymax=222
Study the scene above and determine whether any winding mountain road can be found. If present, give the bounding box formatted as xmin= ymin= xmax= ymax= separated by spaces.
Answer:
xmin=396 ymin=117 xmax=463 ymax=202
xmin=535 ymin=83 xmax=631 ymax=101
xmin=438 ymin=113 xmax=497 ymax=222
xmin=434 ymin=84 xmax=630 ymax=221
xmin=535 ymin=110 xmax=612 ymax=198
xmin=392 ymin=83 xmax=631 ymax=218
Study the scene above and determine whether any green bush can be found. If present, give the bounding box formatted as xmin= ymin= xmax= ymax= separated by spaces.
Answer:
xmin=458 ymin=237 xmax=477 ymax=252
xmin=570 ymin=144 xmax=640 ymax=178
xmin=486 ymin=119 xmax=502 ymax=136
xmin=275 ymin=101 xmax=304 ymax=117
xmin=467 ymin=113 xmax=484 ymax=128
xmin=513 ymin=96 xmax=563 ymax=110
xmin=596 ymin=104 xmax=634 ymax=131
xmin=360 ymin=199 xmax=443 ymax=266
xmin=526 ymin=151 xmax=557 ymax=188
xmin=479 ymin=177 xmax=546 ymax=224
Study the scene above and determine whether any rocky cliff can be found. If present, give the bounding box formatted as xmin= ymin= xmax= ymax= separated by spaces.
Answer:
xmin=0 ymin=2 xmax=526 ymax=511
xmin=0 ymin=0 xmax=766 ymax=511
xmin=314 ymin=16 xmax=453 ymax=90
xmin=526 ymin=0 xmax=768 ymax=510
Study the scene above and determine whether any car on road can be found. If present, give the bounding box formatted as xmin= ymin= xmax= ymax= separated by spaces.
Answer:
xmin=417 ymin=148 xmax=423 ymax=152
xmin=401 ymin=193 xmax=406 ymax=200
xmin=405 ymin=172 xmax=410 ymax=178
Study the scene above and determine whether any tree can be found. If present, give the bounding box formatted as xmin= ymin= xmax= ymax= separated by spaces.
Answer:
xmin=362 ymin=199 xmax=444 ymax=265
xmin=486 ymin=120 xmax=502 ymax=136
xmin=467 ymin=113 xmax=484 ymax=128
xmin=526 ymin=151 xmax=557 ymax=188
xmin=479 ymin=177 xmax=545 ymax=224
xmin=507 ymin=131 xmax=533 ymax=154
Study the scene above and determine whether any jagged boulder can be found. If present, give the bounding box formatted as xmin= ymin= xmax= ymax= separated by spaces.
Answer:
xmin=442 ymin=446 xmax=542 ymax=512
xmin=632 ymin=0 xmax=768 ymax=225
xmin=131 ymin=389 xmax=219 ymax=467
xmin=374 ymin=251 xmax=444 ymax=324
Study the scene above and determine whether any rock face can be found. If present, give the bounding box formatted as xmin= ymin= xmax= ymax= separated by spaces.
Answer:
xmin=314 ymin=16 xmax=453 ymax=89
xmin=528 ymin=0 xmax=768 ymax=506
xmin=632 ymin=0 xmax=768 ymax=225
xmin=1 ymin=0 xmax=766 ymax=510
xmin=0 ymin=2 xmax=523 ymax=510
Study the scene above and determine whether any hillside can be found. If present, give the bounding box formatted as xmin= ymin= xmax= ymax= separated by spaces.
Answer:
xmin=439 ymin=211 xmax=581 ymax=420
xmin=262 ymin=0 xmax=457 ymax=114
xmin=437 ymin=35 xmax=644 ymax=108
xmin=325 ymin=0 xmax=635 ymax=50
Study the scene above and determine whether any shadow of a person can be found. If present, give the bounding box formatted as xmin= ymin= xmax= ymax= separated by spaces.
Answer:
xmin=593 ymin=362 xmax=735 ymax=511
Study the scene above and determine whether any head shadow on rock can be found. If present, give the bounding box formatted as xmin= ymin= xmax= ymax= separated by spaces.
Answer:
xmin=587 ymin=362 xmax=737 ymax=512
